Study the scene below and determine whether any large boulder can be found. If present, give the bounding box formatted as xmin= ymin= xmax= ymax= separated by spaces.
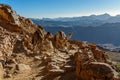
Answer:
xmin=88 ymin=62 xmax=119 ymax=80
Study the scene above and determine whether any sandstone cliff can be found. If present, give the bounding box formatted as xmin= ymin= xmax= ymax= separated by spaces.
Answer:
xmin=0 ymin=4 xmax=119 ymax=80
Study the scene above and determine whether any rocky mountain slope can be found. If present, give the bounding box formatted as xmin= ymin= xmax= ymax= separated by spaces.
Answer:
xmin=0 ymin=4 xmax=120 ymax=80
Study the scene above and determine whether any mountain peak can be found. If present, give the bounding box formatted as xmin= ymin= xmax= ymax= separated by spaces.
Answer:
xmin=90 ymin=13 xmax=111 ymax=20
xmin=101 ymin=13 xmax=111 ymax=16
xmin=90 ymin=13 xmax=111 ymax=17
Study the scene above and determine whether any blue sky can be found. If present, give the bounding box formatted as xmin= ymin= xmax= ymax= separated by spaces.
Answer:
xmin=0 ymin=0 xmax=120 ymax=18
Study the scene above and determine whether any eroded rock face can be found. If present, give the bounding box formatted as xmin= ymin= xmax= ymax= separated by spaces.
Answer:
xmin=0 ymin=4 xmax=19 ymax=24
xmin=0 ymin=4 xmax=119 ymax=80
xmin=0 ymin=26 xmax=17 ymax=58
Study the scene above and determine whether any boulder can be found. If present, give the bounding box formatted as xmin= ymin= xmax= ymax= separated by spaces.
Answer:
xmin=17 ymin=64 xmax=31 ymax=73
xmin=88 ymin=62 xmax=119 ymax=80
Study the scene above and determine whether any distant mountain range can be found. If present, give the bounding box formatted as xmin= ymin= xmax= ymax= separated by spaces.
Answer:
xmin=98 ymin=44 xmax=120 ymax=52
xmin=31 ymin=13 xmax=120 ymax=27
xmin=30 ymin=13 xmax=120 ymax=51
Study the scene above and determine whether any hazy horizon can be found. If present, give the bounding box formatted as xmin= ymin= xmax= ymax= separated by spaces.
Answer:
xmin=31 ymin=13 xmax=120 ymax=19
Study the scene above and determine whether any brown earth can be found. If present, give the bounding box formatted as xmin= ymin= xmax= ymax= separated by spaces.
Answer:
xmin=0 ymin=4 xmax=120 ymax=80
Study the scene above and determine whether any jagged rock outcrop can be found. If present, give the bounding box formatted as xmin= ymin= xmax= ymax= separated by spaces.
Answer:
xmin=0 ymin=4 xmax=119 ymax=80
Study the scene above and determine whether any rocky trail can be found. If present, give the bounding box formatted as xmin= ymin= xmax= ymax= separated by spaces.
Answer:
xmin=0 ymin=4 xmax=120 ymax=80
